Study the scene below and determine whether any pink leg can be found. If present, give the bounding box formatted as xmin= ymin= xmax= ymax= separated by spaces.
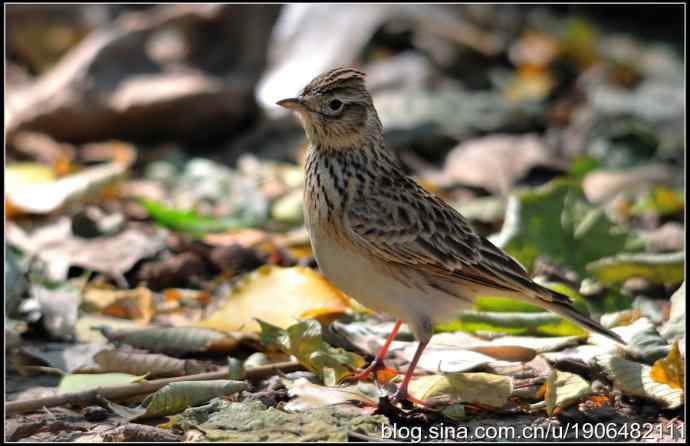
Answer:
xmin=391 ymin=339 xmax=430 ymax=405
xmin=350 ymin=320 xmax=402 ymax=381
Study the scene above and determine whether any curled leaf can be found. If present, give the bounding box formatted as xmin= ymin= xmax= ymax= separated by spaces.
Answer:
xmin=137 ymin=380 xmax=248 ymax=419
xmin=594 ymin=354 xmax=683 ymax=409
xmin=650 ymin=342 xmax=684 ymax=390
xmin=100 ymin=326 xmax=240 ymax=355
xmin=258 ymin=319 xmax=364 ymax=384
xmin=543 ymin=370 xmax=592 ymax=416
xmin=94 ymin=349 xmax=211 ymax=378
xmin=282 ymin=377 xmax=378 ymax=412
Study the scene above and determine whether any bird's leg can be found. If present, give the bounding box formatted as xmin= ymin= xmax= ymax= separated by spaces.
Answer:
xmin=348 ymin=320 xmax=402 ymax=381
xmin=390 ymin=338 xmax=430 ymax=406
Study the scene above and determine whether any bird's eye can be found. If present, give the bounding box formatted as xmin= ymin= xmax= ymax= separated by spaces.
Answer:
xmin=329 ymin=99 xmax=343 ymax=111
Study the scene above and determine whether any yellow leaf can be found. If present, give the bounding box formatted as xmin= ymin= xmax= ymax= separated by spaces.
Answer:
xmin=408 ymin=373 xmax=513 ymax=408
xmin=544 ymin=370 xmax=592 ymax=416
xmin=195 ymin=266 xmax=351 ymax=333
xmin=84 ymin=285 xmax=154 ymax=324
xmin=5 ymin=163 xmax=56 ymax=218
xmin=650 ymin=342 xmax=684 ymax=390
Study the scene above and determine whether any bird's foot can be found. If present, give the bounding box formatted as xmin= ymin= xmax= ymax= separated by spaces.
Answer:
xmin=345 ymin=357 xmax=387 ymax=382
xmin=389 ymin=387 xmax=433 ymax=408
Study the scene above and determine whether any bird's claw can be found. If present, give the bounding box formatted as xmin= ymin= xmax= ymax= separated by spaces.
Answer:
xmin=389 ymin=388 xmax=433 ymax=408
xmin=344 ymin=357 xmax=386 ymax=382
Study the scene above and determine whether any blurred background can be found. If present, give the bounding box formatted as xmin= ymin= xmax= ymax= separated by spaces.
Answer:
xmin=4 ymin=5 xmax=686 ymax=431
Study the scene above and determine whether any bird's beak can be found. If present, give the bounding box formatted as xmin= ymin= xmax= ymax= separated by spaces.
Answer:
xmin=276 ymin=97 xmax=305 ymax=111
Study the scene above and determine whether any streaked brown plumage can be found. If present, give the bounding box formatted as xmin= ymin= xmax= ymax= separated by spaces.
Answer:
xmin=278 ymin=67 xmax=624 ymax=405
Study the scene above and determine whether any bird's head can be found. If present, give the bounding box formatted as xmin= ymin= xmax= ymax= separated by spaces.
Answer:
xmin=277 ymin=67 xmax=382 ymax=150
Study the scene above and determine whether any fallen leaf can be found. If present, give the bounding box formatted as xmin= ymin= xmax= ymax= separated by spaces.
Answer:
xmin=594 ymin=354 xmax=683 ymax=409
xmin=58 ymin=372 xmax=147 ymax=394
xmin=7 ymin=218 xmax=167 ymax=281
xmin=408 ymin=372 xmax=513 ymax=408
xmin=30 ymin=282 xmax=81 ymax=340
xmin=282 ymin=377 xmax=378 ymax=412
xmin=93 ymin=349 xmax=212 ymax=378
xmin=6 ymin=151 xmax=133 ymax=215
xmin=401 ymin=343 xmax=521 ymax=374
xmin=660 ymin=283 xmax=685 ymax=343
xmin=650 ymin=342 xmax=684 ymax=390
xmin=100 ymin=326 xmax=241 ymax=355
xmin=19 ymin=342 xmax=106 ymax=373
xmin=173 ymin=399 xmax=389 ymax=442
xmin=136 ymin=380 xmax=248 ymax=419
xmin=586 ymin=251 xmax=684 ymax=286
xmin=196 ymin=265 xmax=351 ymax=333
xmin=94 ymin=286 xmax=155 ymax=323
xmin=542 ymin=370 xmax=592 ymax=416
xmin=490 ymin=179 xmax=644 ymax=276
xmin=140 ymin=199 xmax=257 ymax=234
xmin=436 ymin=310 xmax=588 ymax=338
xmin=203 ymin=228 xmax=271 ymax=248
xmin=582 ymin=164 xmax=674 ymax=204
xmin=75 ymin=314 xmax=146 ymax=344
xmin=441 ymin=134 xmax=560 ymax=195
xmin=258 ymin=319 xmax=365 ymax=385
xmin=631 ymin=186 xmax=684 ymax=216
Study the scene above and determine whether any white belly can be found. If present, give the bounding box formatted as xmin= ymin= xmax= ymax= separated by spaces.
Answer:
xmin=309 ymin=226 xmax=470 ymax=342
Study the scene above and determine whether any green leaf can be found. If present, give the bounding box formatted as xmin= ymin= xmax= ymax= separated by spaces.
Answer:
xmin=491 ymin=179 xmax=643 ymax=276
xmin=257 ymin=319 xmax=365 ymax=385
xmin=474 ymin=296 xmax=544 ymax=313
xmin=474 ymin=281 xmax=589 ymax=314
xmin=139 ymin=199 xmax=254 ymax=234
xmin=631 ymin=186 xmax=684 ymax=216
xmin=435 ymin=311 xmax=588 ymax=337
xmin=586 ymin=251 xmax=684 ymax=286
xmin=137 ymin=380 xmax=247 ymax=419
xmin=568 ymin=156 xmax=602 ymax=180
xmin=58 ymin=372 xmax=147 ymax=394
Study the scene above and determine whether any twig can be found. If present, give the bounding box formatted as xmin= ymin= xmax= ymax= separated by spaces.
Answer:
xmin=6 ymin=360 xmax=301 ymax=416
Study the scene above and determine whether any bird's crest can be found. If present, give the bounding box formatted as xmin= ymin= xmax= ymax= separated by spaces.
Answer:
xmin=301 ymin=67 xmax=366 ymax=96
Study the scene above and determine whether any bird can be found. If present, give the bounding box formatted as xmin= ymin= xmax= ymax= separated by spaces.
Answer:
xmin=277 ymin=67 xmax=625 ymax=405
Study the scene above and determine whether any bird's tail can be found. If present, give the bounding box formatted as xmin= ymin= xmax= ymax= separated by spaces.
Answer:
xmin=536 ymin=288 xmax=626 ymax=345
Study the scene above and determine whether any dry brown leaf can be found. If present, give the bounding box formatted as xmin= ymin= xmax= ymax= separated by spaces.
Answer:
xmin=650 ymin=341 xmax=684 ymax=390
xmin=93 ymin=349 xmax=212 ymax=377
xmin=7 ymin=218 xmax=167 ymax=281
xmin=84 ymin=285 xmax=154 ymax=323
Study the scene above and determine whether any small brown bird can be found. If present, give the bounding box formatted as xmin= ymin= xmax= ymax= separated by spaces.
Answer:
xmin=278 ymin=67 xmax=624 ymax=405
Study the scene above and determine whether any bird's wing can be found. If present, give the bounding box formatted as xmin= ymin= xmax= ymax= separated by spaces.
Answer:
xmin=346 ymin=175 xmax=569 ymax=303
